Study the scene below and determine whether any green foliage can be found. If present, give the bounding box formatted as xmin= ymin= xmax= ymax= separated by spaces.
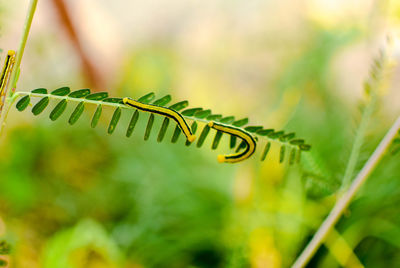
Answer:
xmin=0 ymin=241 xmax=10 ymax=254
xmin=42 ymin=219 xmax=123 ymax=268
xmin=14 ymin=87 xmax=311 ymax=164
xmin=0 ymin=241 xmax=9 ymax=267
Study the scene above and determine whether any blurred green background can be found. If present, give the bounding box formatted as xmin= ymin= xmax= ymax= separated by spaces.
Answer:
xmin=0 ymin=0 xmax=400 ymax=267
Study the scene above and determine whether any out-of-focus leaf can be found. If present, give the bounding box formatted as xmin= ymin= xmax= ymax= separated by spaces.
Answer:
xmin=42 ymin=219 xmax=122 ymax=268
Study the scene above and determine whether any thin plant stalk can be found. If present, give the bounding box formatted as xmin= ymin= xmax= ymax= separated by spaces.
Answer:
xmin=292 ymin=114 xmax=400 ymax=268
xmin=0 ymin=0 xmax=38 ymax=134
xmin=8 ymin=0 xmax=38 ymax=97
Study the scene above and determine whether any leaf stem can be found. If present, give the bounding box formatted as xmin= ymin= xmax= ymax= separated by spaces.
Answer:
xmin=291 ymin=114 xmax=400 ymax=268
xmin=8 ymin=0 xmax=38 ymax=96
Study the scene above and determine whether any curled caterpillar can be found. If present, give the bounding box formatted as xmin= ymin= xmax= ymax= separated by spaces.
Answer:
xmin=123 ymin=97 xmax=196 ymax=142
xmin=208 ymin=121 xmax=256 ymax=163
xmin=0 ymin=50 xmax=16 ymax=104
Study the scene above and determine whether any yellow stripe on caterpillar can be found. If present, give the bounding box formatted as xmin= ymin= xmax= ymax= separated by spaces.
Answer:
xmin=0 ymin=50 xmax=16 ymax=102
xmin=208 ymin=121 xmax=256 ymax=163
xmin=123 ymin=97 xmax=196 ymax=143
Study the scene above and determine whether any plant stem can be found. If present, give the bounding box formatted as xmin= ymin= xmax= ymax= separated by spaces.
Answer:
xmin=0 ymin=0 xmax=38 ymax=135
xmin=8 ymin=0 xmax=38 ymax=96
xmin=292 ymin=114 xmax=400 ymax=268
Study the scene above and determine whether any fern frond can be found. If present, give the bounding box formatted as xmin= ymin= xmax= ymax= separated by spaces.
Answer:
xmin=13 ymin=87 xmax=311 ymax=163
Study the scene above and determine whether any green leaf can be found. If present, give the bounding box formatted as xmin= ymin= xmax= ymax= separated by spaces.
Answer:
xmin=297 ymin=151 xmax=302 ymax=163
xmin=261 ymin=142 xmax=271 ymax=161
xmin=51 ymin=87 xmax=70 ymax=96
xmin=0 ymin=259 xmax=7 ymax=266
xmin=182 ymin=108 xmax=202 ymax=116
xmin=68 ymin=88 xmax=91 ymax=98
xmin=230 ymin=136 xmax=237 ymax=149
xmin=144 ymin=114 xmax=154 ymax=140
xmin=157 ymin=118 xmax=170 ymax=142
xmin=219 ymin=116 xmax=235 ymax=124
xmin=299 ymin=144 xmax=311 ymax=151
xmin=236 ymin=140 xmax=247 ymax=152
xmin=268 ymin=131 xmax=284 ymax=139
xmin=86 ymin=92 xmax=108 ymax=100
xmin=212 ymin=131 xmax=223 ymax=150
xmin=68 ymin=102 xmax=85 ymax=125
xmin=153 ymin=95 xmax=172 ymax=106
xmin=257 ymin=129 xmax=274 ymax=136
xmin=171 ymin=126 xmax=181 ymax=143
xmin=126 ymin=110 xmax=139 ymax=137
xmin=289 ymin=148 xmax=296 ymax=165
xmin=280 ymin=132 xmax=295 ymax=141
xmin=279 ymin=146 xmax=286 ymax=163
xmin=197 ymin=125 xmax=210 ymax=148
xmin=169 ymin=100 xmax=188 ymax=111
xmin=230 ymin=118 xmax=249 ymax=147
xmin=207 ymin=114 xmax=222 ymax=121
xmin=16 ymin=95 xmax=30 ymax=111
xmin=186 ymin=122 xmax=197 ymax=146
xmin=233 ymin=118 xmax=249 ymax=127
xmin=194 ymin=109 xmax=211 ymax=119
xmin=108 ymin=107 xmax=121 ymax=134
xmin=49 ymin=99 xmax=67 ymax=121
xmin=245 ymin=126 xmax=263 ymax=133
xmin=102 ymin=97 xmax=123 ymax=104
xmin=31 ymin=97 xmax=49 ymax=115
xmin=290 ymin=139 xmax=305 ymax=145
xmin=91 ymin=105 xmax=102 ymax=128
xmin=31 ymin=88 xmax=47 ymax=94
xmin=138 ymin=92 xmax=155 ymax=103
